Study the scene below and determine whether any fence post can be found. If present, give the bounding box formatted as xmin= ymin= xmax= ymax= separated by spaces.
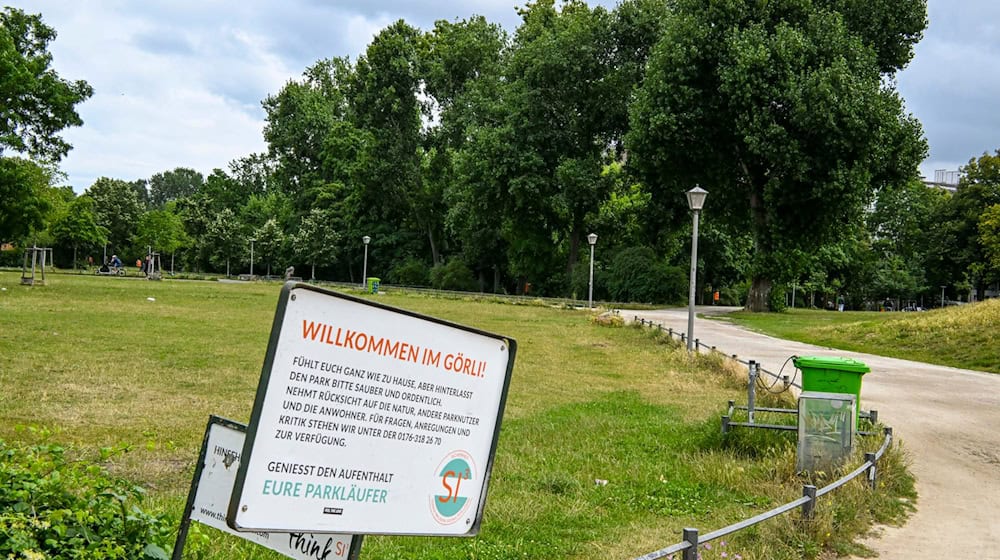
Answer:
xmin=801 ymin=485 xmax=817 ymax=519
xmin=782 ymin=375 xmax=790 ymax=389
xmin=869 ymin=410 xmax=879 ymax=425
xmin=722 ymin=415 xmax=730 ymax=434
xmin=865 ymin=452 xmax=877 ymax=490
xmin=884 ymin=426 xmax=893 ymax=441
xmin=694 ymin=338 xmax=700 ymax=351
xmin=680 ymin=333 xmax=686 ymax=344
xmin=682 ymin=528 xmax=699 ymax=560
xmin=668 ymin=328 xmax=673 ymax=338
xmin=711 ymin=345 xmax=717 ymax=352
xmin=747 ymin=361 xmax=757 ymax=424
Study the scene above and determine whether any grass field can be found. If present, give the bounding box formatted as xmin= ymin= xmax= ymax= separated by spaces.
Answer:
xmin=0 ymin=272 xmax=915 ymax=559
xmin=723 ymin=303 xmax=1000 ymax=374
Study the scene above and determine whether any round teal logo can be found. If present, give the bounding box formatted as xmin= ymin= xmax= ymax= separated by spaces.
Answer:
xmin=431 ymin=450 xmax=475 ymax=525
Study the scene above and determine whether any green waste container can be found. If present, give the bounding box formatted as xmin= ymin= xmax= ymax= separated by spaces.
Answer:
xmin=794 ymin=356 xmax=870 ymax=428
xmin=366 ymin=277 xmax=381 ymax=294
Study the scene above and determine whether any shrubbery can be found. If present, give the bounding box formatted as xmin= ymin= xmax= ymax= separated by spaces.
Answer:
xmin=390 ymin=258 xmax=431 ymax=286
xmin=0 ymin=436 xmax=171 ymax=559
xmin=430 ymin=259 xmax=478 ymax=292
xmin=606 ymin=246 xmax=686 ymax=304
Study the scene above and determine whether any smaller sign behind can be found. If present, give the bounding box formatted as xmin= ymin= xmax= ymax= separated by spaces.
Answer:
xmin=186 ymin=417 xmax=355 ymax=559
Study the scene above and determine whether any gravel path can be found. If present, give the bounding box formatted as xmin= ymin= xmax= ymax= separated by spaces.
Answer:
xmin=628 ymin=307 xmax=1000 ymax=558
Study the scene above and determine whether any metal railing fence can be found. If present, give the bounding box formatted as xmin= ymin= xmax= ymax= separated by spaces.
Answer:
xmin=634 ymin=428 xmax=893 ymax=560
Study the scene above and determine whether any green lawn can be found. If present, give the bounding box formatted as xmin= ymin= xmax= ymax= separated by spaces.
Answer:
xmin=722 ymin=303 xmax=1000 ymax=373
xmin=0 ymin=272 xmax=914 ymax=559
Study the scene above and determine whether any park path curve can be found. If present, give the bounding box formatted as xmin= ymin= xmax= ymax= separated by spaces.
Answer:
xmin=627 ymin=307 xmax=1000 ymax=559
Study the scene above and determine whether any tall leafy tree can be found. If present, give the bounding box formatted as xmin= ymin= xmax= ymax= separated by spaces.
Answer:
xmin=263 ymin=58 xmax=355 ymax=211
xmin=0 ymin=8 xmax=90 ymax=243
xmin=627 ymin=0 xmax=927 ymax=310
xmin=148 ymin=167 xmax=204 ymax=208
xmin=0 ymin=157 xmax=50 ymax=243
xmin=50 ymin=195 xmax=106 ymax=268
xmin=926 ymin=150 xmax=1000 ymax=296
xmin=979 ymin=204 xmax=1000 ymax=283
xmin=85 ymin=177 xmax=145 ymax=255
xmin=133 ymin=206 xmax=189 ymax=272
xmin=349 ymin=20 xmax=425 ymax=269
xmin=253 ymin=218 xmax=285 ymax=277
xmin=0 ymin=8 xmax=92 ymax=161
xmin=291 ymin=207 xmax=341 ymax=280
xmin=204 ymin=208 xmax=243 ymax=277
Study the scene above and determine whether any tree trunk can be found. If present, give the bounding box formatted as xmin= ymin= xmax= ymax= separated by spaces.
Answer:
xmin=226 ymin=258 xmax=230 ymax=277
xmin=428 ymin=225 xmax=441 ymax=267
xmin=746 ymin=276 xmax=772 ymax=312
xmin=73 ymin=246 xmax=77 ymax=270
xmin=566 ymin=229 xmax=581 ymax=278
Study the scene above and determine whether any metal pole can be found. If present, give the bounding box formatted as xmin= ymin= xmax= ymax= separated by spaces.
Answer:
xmin=588 ymin=242 xmax=595 ymax=309
xmin=687 ymin=209 xmax=700 ymax=351
xmin=748 ymin=361 xmax=757 ymax=425
xmin=682 ymin=528 xmax=699 ymax=560
xmin=940 ymin=285 xmax=946 ymax=308
xmin=250 ymin=240 xmax=254 ymax=277
xmin=362 ymin=244 xmax=369 ymax=289
xmin=801 ymin=485 xmax=817 ymax=519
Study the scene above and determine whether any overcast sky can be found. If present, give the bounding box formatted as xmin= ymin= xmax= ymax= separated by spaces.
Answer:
xmin=7 ymin=0 xmax=996 ymax=191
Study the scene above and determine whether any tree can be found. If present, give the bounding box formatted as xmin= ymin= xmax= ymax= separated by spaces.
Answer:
xmin=148 ymin=167 xmax=204 ymax=208
xmin=979 ymin=204 xmax=1000 ymax=282
xmin=204 ymin=208 xmax=243 ymax=277
xmin=0 ymin=156 xmax=50 ymax=243
xmin=50 ymin=195 xmax=106 ymax=268
xmin=350 ymin=21 xmax=424 ymax=255
xmin=254 ymin=218 xmax=285 ymax=277
xmin=0 ymin=8 xmax=92 ymax=161
xmin=626 ymin=0 xmax=927 ymax=311
xmin=931 ymin=151 xmax=1000 ymax=295
xmin=291 ymin=207 xmax=340 ymax=280
xmin=86 ymin=177 xmax=145 ymax=255
xmin=133 ymin=206 xmax=189 ymax=273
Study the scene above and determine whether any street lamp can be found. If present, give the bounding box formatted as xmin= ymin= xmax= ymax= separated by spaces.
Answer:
xmin=587 ymin=233 xmax=598 ymax=309
xmin=362 ymin=235 xmax=371 ymax=289
xmin=249 ymin=239 xmax=256 ymax=278
xmin=686 ymin=186 xmax=708 ymax=352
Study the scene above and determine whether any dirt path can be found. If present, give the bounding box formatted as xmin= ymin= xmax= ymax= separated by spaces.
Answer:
xmin=628 ymin=307 xmax=1000 ymax=558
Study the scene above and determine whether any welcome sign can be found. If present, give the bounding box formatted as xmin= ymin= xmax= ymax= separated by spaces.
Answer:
xmin=228 ymin=283 xmax=516 ymax=536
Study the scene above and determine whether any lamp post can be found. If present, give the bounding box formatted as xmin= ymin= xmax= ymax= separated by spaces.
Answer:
xmin=940 ymin=285 xmax=946 ymax=309
xmin=362 ymin=235 xmax=371 ymax=289
xmin=587 ymin=233 xmax=598 ymax=309
xmin=686 ymin=186 xmax=708 ymax=352
xmin=249 ymin=239 xmax=255 ymax=278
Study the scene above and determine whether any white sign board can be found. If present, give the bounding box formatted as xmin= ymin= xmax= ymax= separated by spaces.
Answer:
xmin=181 ymin=417 xmax=356 ymax=559
xmin=229 ymin=283 xmax=516 ymax=536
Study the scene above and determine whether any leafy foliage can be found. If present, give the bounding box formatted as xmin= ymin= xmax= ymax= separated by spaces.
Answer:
xmin=606 ymin=246 xmax=686 ymax=304
xmin=0 ymin=436 xmax=170 ymax=559
xmin=0 ymin=157 xmax=50 ymax=243
xmin=0 ymin=8 xmax=92 ymax=161
xmin=626 ymin=0 xmax=927 ymax=310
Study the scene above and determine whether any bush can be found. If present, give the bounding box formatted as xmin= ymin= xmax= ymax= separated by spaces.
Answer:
xmin=0 ymin=437 xmax=171 ymax=559
xmin=606 ymin=246 xmax=686 ymax=304
xmin=769 ymin=283 xmax=789 ymax=312
xmin=430 ymin=259 xmax=478 ymax=292
xmin=390 ymin=258 xmax=431 ymax=287
xmin=0 ymin=248 xmax=22 ymax=267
